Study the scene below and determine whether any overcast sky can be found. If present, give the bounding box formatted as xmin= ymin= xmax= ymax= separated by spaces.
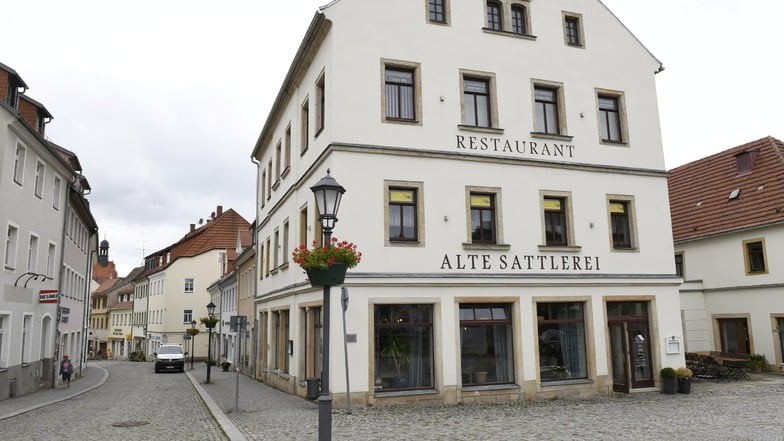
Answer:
xmin=3 ymin=0 xmax=781 ymax=276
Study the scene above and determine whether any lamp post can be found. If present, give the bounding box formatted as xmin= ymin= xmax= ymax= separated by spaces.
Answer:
xmin=310 ymin=169 xmax=345 ymax=441
xmin=190 ymin=320 xmax=197 ymax=369
xmin=205 ymin=301 xmax=217 ymax=383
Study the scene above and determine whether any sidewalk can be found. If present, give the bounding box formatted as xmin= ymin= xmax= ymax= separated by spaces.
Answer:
xmin=0 ymin=362 xmax=109 ymax=420
xmin=185 ymin=363 xmax=320 ymax=441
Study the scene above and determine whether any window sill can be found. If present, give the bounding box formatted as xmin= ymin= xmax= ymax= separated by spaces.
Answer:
xmin=611 ymin=247 xmax=639 ymax=253
xmin=462 ymin=242 xmax=511 ymax=251
xmin=0 ymin=368 xmax=7 ymax=373
xmin=600 ymin=140 xmax=628 ymax=147
xmin=383 ymin=117 xmax=421 ymax=126
xmin=281 ymin=167 xmax=291 ymax=179
xmin=566 ymin=43 xmax=585 ymax=49
xmin=538 ymin=245 xmax=582 ymax=253
xmin=278 ymin=262 xmax=289 ymax=271
xmin=270 ymin=268 xmax=279 ymax=275
xmin=387 ymin=240 xmax=423 ymax=248
xmin=541 ymin=378 xmax=593 ymax=387
xmin=374 ymin=388 xmax=438 ymax=398
xmin=272 ymin=180 xmax=281 ymax=191
xmin=462 ymin=383 xmax=519 ymax=392
xmin=530 ymin=132 xmax=574 ymax=142
xmin=481 ymin=28 xmax=537 ymax=41
xmin=21 ymin=362 xmax=31 ymax=368
xmin=458 ymin=125 xmax=504 ymax=135
xmin=314 ymin=127 xmax=324 ymax=139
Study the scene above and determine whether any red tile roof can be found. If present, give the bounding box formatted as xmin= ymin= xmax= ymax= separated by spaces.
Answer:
xmin=668 ymin=136 xmax=784 ymax=243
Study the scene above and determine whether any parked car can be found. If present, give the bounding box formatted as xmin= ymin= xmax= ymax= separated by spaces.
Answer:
xmin=154 ymin=344 xmax=186 ymax=373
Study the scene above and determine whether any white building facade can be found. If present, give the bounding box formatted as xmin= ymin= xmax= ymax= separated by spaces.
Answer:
xmin=1 ymin=62 xmax=100 ymax=398
xmin=669 ymin=137 xmax=784 ymax=369
xmin=253 ymin=0 xmax=682 ymax=405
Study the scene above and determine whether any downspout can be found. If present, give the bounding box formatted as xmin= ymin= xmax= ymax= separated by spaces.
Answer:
xmin=251 ymin=155 xmax=260 ymax=379
xmin=51 ymin=178 xmax=74 ymax=388
xmin=80 ymin=228 xmax=97 ymax=377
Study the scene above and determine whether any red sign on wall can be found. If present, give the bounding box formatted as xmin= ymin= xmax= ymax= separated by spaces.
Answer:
xmin=39 ymin=289 xmax=59 ymax=303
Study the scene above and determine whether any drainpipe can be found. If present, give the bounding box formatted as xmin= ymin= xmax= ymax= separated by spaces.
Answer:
xmin=51 ymin=178 xmax=74 ymax=388
xmin=251 ymin=155 xmax=260 ymax=379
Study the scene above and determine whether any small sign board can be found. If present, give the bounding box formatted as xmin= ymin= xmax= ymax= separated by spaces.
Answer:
xmin=39 ymin=289 xmax=59 ymax=304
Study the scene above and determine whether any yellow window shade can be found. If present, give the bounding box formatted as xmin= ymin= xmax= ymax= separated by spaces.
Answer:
xmin=390 ymin=190 xmax=414 ymax=203
xmin=609 ymin=202 xmax=626 ymax=214
xmin=543 ymin=198 xmax=561 ymax=210
xmin=471 ymin=195 xmax=492 ymax=207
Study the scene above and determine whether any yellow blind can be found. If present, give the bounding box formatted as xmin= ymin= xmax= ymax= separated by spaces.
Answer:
xmin=390 ymin=190 xmax=414 ymax=203
xmin=543 ymin=198 xmax=561 ymax=210
xmin=471 ymin=195 xmax=492 ymax=207
xmin=609 ymin=202 xmax=626 ymax=214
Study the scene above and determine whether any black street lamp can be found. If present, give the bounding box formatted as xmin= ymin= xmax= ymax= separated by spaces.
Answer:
xmin=205 ymin=301 xmax=217 ymax=383
xmin=310 ymin=170 xmax=345 ymax=441
xmin=190 ymin=320 xmax=197 ymax=369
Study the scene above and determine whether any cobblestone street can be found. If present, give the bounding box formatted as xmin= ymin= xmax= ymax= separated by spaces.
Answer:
xmin=2 ymin=361 xmax=783 ymax=441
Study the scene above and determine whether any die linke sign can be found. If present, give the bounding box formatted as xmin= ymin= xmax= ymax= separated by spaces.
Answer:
xmin=440 ymin=254 xmax=601 ymax=272
xmin=456 ymin=135 xmax=575 ymax=159
xmin=39 ymin=289 xmax=59 ymax=303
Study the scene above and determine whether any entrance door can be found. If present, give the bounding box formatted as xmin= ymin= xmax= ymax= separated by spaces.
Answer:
xmin=718 ymin=318 xmax=749 ymax=354
xmin=607 ymin=302 xmax=655 ymax=392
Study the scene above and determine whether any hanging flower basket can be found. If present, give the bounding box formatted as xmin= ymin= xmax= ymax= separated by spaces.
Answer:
xmin=306 ymin=263 xmax=348 ymax=287
xmin=186 ymin=328 xmax=200 ymax=336
xmin=292 ymin=238 xmax=361 ymax=287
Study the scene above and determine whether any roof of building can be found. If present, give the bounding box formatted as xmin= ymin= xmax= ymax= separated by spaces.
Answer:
xmin=134 ymin=207 xmax=251 ymax=280
xmin=668 ymin=136 xmax=784 ymax=243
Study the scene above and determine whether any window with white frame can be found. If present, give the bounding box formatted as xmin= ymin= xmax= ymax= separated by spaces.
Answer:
xmin=183 ymin=309 xmax=193 ymax=324
xmin=315 ymin=73 xmax=325 ymax=135
xmin=273 ymin=229 xmax=280 ymax=269
xmin=300 ymin=98 xmax=310 ymax=155
xmin=0 ymin=315 xmax=6 ymax=367
xmin=53 ymin=176 xmax=62 ymax=210
xmin=34 ymin=161 xmax=45 ymax=198
xmin=284 ymin=123 xmax=292 ymax=175
xmin=13 ymin=144 xmax=26 ymax=185
xmin=184 ymin=278 xmax=194 ymax=293
xmin=21 ymin=315 xmax=31 ymax=363
xmin=27 ymin=234 xmax=39 ymax=272
xmin=5 ymin=224 xmax=19 ymax=270
xmin=282 ymin=219 xmax=289 ymax=269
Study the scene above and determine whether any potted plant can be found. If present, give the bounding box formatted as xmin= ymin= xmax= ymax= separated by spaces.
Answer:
xmin=186 ymin=328 xmax=200 ymax=336
xmin=292 ymin=238 xmax=362 ymax=287
xmin=676 ymin=367 xmax=692 ymax=394
xmin=552 ymin=365 xmax=570 ymax=379
xmin=747 ymin=353 xmax=769 ymax=373
xmin=660 ymin=367 xmax=676 ymax=394
xmin=380 ymin=333 xmax=410 ymax=388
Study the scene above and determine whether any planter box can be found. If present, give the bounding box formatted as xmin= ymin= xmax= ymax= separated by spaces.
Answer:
xmin=306 ymin=263 xmax=348 ymax=287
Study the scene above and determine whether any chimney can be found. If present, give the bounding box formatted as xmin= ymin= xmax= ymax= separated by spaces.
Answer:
xmin=217 ymin=205 xmax=224 ymax=216
xmin=190 ymin=224 xmax=195 ymax=233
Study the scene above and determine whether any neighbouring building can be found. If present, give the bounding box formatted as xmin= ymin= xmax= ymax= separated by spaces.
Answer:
xmin=130 ymin=205 xmax=251 ymax=362
xmin=0 ymin=61 xmax=102 ymax=399
xmin=669 ymin=136 xmax=784 ymax=368
xmin=251 ymin=0 xmax=683 ymax=406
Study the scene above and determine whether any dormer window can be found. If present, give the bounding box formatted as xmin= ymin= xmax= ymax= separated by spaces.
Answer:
xmin=735 ymin=149 xmax=759 ymax=177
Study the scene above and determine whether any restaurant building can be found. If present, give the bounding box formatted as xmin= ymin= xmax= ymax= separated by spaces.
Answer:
xmin=252 ymin=0 xmax=683 ymax=405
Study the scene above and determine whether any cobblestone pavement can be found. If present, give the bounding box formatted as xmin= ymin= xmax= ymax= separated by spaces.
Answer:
xmin=193 ymin=364 xmax=784 ymax=441
xmin=2 ymin=361 xmax=784 ymax=441
xmin=0 ymin=361 xmax=227 ymax=441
